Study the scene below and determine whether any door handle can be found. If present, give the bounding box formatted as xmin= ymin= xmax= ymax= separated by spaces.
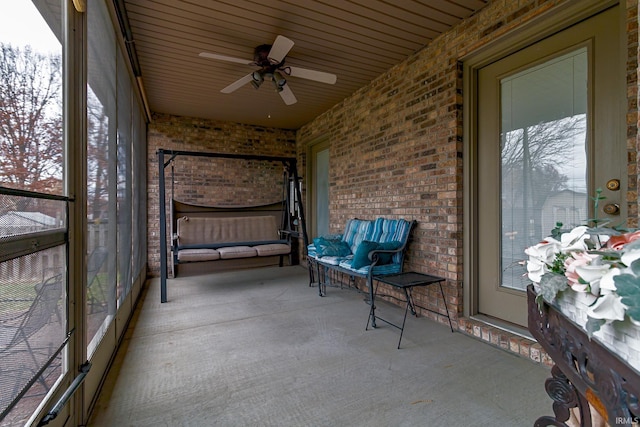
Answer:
xmin=603 ymin=203 xmax=620 ymax=215
xmin=606 ymin=179 xmax=620 ymax=191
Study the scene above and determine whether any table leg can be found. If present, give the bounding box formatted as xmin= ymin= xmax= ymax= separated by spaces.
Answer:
xmin=317 ymin=263 xmax=324 ymax=296
xmin=366 ymin=281 xmax=378 ymax=330
xmin=404 ymin=288 xmax=417 ymax=316
xmin=396 ymin=292 xmax=414 ymax=349
xmin=307 ymin=258 xmax=315 ymax=287
xmin=438 ymin=282 xmax=454 ymax=332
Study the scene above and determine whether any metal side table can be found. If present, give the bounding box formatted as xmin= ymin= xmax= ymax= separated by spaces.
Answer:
xmin=366 ymin=272 xmax=454 ymax=348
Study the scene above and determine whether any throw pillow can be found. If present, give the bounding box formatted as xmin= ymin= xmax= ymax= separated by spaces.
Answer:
xmin=314 ymin=237 xmax=352 ymax=258
xmin=378 ymin=241 xmax=402 ymax=264
xmin=351 ymin=240 xmax=381 ymax=269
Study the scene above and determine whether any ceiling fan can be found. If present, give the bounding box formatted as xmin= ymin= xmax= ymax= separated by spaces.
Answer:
xmin=199 ymin=35 xmax=337 ymax=105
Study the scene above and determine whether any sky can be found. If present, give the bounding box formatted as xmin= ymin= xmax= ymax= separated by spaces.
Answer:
xmin=0 ymin=0 xmax=60 ymax=54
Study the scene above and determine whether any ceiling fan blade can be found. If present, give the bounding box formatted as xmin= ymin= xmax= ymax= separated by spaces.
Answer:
xmin=221 ymin=73 xmax=254 ymax=93
xmin=268 ymin=35 xmax=294 ymax=64
xmin=279 ymin=84 xmax=297 ymax=105
xmin=199 ymin=52 xmax=253 ymax=65
xmin=286 ymin=66 xmax=337 ymax=84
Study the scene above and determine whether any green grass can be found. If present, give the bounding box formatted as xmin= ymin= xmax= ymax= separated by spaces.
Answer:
xmin=0 ymin=279 xmax=40 ymax=319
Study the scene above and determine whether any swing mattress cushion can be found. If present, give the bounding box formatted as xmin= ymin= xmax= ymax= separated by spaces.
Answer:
xmin=177 ymin=248 xmax=221 ymax=262
xmin=176 ymin=215 xmax=290 ymax=262
xmin=254 ymin=243 xmax=291 ymax=256
xmin=218 ymin=246 xmax=257 ymax=259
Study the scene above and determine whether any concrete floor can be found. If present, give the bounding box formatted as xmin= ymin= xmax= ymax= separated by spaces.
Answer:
xmin=88 ymin=266 xmax=552 ymax=427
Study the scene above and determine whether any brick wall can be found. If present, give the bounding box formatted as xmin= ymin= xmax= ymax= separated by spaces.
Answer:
xmin=147 ymin=113 xmax=296 ymax=275
xmin=296 ymin=0 xmax=639 ymax=327
xmin=142 ymin=1 xmax=639 ymax=339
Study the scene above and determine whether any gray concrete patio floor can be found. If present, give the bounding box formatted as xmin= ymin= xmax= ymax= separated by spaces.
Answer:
xmin=88 ymin=266 xmax=553 ymax=427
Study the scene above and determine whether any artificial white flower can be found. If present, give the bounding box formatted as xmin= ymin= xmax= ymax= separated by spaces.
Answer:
xmin=565 ymin=251 xmax=599 ymax=291
xmin=559 ymin=226 xmax=590 ymax=252
xmin=525 ymin=222 xmax=640 ymax=326
xmin=586 ymin=293 xmax=627 ymax=322
xmin=574 ymin=262 xmax=610 ymax=295
xmin=599 ymin=267 xmax=622 ymax=293
xmin=525 ymin=238 xmax=561 ymax=261
xmin=524 ymin=238 xmax=561 ymax=283
xmin=525 ymin=258 xmax=547 ymax=283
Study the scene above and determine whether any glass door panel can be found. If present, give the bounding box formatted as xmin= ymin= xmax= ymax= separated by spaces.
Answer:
xmin=500 ymin=49 xmax=588 ymax=291
xmin=310 ymin=140 xmax=330 ymax=238
xmin=476 ymin=6 xmax=623 ymax=327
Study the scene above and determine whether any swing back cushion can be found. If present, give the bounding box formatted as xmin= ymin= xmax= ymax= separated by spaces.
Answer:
xmin=176 ymin=215 xmax=290 ymax=261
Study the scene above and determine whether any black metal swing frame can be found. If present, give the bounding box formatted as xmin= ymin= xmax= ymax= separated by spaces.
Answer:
xmin=157 ymin=148 xmax=308 ymax=303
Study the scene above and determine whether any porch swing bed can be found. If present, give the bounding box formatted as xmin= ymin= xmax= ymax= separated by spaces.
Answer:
xmin=157 ymin=149 xmax=308 ymax=302
xmin=171 ymin=199 xmax=293 ymax=277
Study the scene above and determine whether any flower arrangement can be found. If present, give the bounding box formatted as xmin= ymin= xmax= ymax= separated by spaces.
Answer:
xmin=525 ymin=189 xmax=640 ymax=336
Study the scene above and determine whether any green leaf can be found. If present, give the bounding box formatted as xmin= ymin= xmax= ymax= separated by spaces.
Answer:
xmin=585 ymin=317 xmax=605 ymax=337
xmin=551 ymin=223 xmax=566 ymax=239
xmin=613 ymin=274 xmax=638 ymax=290
xmin=612 ymin=224 xmax=633 ymax=233
xmin=626 ymin=307 xmax=640 ymax=321
xmin=588 ymin=250 xmax=622 ymax=262
xmin=586 ymin=226 xmax=619 ymax=236
xmin=549 ymin=252 xmax=569 ymax=274
xmin=614 ymin=273 xmax=640 ymax=322
xmin=538 ymin=273 xmax=568 ymax=303
xmin=535 ymin=293 xmax=545 ymax=312
xmin=625 ymin=239 xmax=640 ymax=252
xmin=631 ymin=258 xmax=640 ymax=276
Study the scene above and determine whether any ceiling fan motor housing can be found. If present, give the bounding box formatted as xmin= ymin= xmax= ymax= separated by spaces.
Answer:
xmin=254 ymin=44 xmax=283 ymax=68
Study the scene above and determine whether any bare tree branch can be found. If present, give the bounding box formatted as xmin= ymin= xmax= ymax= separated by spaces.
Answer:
xmin=0 ymin=43 xmax=62 ymax=197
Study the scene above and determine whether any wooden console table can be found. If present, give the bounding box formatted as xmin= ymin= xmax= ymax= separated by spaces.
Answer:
xmin=527 ymin=285 xmax=640 ymax=426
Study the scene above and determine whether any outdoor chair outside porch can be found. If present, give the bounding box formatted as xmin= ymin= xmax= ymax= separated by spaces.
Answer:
xmin=0 ymin=272 xmax=64 ymax=420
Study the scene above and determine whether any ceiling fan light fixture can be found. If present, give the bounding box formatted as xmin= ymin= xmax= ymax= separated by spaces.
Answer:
xmin=273 ymin=71 xmax=286 ymax=88
xmin=251 ymin=71 xmax=263 ymax=89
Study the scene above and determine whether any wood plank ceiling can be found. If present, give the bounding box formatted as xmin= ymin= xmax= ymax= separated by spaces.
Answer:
xmin=122 ymin=0 xmax=488 ymax=129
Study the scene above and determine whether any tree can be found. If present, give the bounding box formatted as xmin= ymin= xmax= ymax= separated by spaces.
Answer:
xmin=87 ymin=89 xmax=110 ymax=221
xmin=0 ymin=43 xmax=63 ymax=199
xmin=501 ymin=115 xmax=586 ymax=246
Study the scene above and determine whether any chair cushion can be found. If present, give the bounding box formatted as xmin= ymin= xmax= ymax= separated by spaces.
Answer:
xmin=319 ymin=255 xmax=351 ymax=266
xmin=375 ymin=219 xmax=412 ymax=263
xmin=342 ymin=219 xmax=373 ymax=254
xmin=338 ymin=259 xmax=402 ymax=276
xmin=313 ymin=237 xmax=352 ymax=257
xmin=307 ymin=244 xmax=317 ymax=258
xmin=351 ymin=241 xmax=381 ymax=269
xmin=378 ymin=241 xmax=402 ymax=264
xmin=350 ymin=240 xmax=402 ymax=269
